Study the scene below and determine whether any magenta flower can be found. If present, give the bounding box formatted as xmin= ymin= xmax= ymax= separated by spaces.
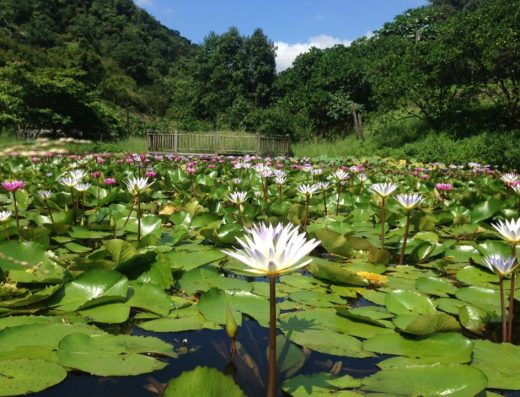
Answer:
xmin=436 ymin=183 xmax=453 ymax=192
xmin=104 ymin=178 xmax=117 ymax=186
xmin=145 ymin=171 xmax=157 ymax=178
xmin=2 ymin=180 xmax=25 ymax=192
xmin=91 ymin=171 xmax=101 ymax=179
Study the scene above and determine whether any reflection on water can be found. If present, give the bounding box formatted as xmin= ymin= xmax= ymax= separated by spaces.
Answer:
xmin=33 ymin=317 xmax=381 ymax=397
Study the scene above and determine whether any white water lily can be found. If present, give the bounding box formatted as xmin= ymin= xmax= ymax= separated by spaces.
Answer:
xmin=0 ymin=210 xmax=12 ymax=222
xmin=74 ymin=183 xmax=92 ymax=192
xmin=222 ymin=223 xmax=320 ymax=276
xmin=124 ymin=176 xmax=154 ymax=196
xmin=227 ymin=191 xmax=248 ymax=205
xmin=492 ymin=218 xmax=520 ymax=243
xmin=331 ymin=170 xmax=349 ymax=181
xmin=316 ymin=181 xmax=330 ymax=191
xmin=395 ymin=193 xmax=423 ymax=210
xmin=370 ymin=182 xmax=399 ymax=198
xmin=59 ymin=176 xmax=78 ymax=188
xmin=297 ymin=184 xmax=319 ymax=196
xmin=500 ymin=173 xmax=519 ymax=186
xmin=68 ymin=169 xmax=88 ymax=181
xmin=38 ymin=190 xmax=52 ymax=200
xmin=275 ymin=175 xmax=287 ymax=185
xmin=483 ymin=254 xmax=517 ymax=277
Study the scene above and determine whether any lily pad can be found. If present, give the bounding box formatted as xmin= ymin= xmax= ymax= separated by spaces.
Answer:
xmin=363 ymin=332 xmax=473 ymax=363
xmin=385 ymin=290 xmax=437 ymax=316
xmin=472 ymin=340 xmax=520 ymax=390
xmin=415 ymin=276 xmax=457 ymax=297
xmin=282 ymin=372 xmax=362 ymax=397
xmin=164 ymin=366 xmax=246 ymax=397
xmin=0 ymin=359 xmax=67 ymax=396
xmin=393 ymin=313 xmax=460 ymax=335
xmin=57 ymin=333 xmax=176 ymax=376
xmin=361 ymin=363 xmax=488 ymax=396
xmin=51 ymin=269 xmax=129 ymax=312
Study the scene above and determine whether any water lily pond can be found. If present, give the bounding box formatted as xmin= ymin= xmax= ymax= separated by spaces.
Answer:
xmin=0 ymin=153 xmax=519 ymax=396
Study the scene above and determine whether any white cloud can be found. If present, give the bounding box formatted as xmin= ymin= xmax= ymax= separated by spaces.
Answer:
xmin=134 ymin=0 xmax=154 ymax=8
xmin=274 ymin=34 xmax=352 ymax=72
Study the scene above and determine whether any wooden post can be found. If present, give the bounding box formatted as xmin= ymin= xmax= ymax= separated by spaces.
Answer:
xmin=286 ymin=134 xmax=291 ymax=156
xmin=214 ymin=130 xmax=219 ymax=155
xmin=174 ymin=129 xmax=179 ymax=153
xmin=256 ymin=132 xmax=261 ymax=157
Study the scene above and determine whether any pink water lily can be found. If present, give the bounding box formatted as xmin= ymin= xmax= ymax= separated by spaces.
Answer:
xmin=1 ymin=180 xmax=25 ymax=192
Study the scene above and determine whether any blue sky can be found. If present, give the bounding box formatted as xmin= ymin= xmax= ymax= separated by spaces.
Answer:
xmin=134 ymin=0 xmax=429 ymax=70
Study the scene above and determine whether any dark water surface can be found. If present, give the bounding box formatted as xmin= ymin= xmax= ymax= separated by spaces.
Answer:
xmin=33 ymin=317 xmax=382 ymax=397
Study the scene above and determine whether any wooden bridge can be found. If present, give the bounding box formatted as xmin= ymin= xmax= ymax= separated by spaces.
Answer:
xmin=147 ymin=131 xmax=291 ymax=157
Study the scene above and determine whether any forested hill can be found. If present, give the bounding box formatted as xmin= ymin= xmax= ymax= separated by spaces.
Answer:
xmin=0 ymin=0 xmax=193 ymax=138
xmin=0 ymin=0 xmax=519 ymax=162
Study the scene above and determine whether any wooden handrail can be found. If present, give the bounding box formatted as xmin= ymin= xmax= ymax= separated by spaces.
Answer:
xmin=147 ymin=131 xmax=291 ymax=156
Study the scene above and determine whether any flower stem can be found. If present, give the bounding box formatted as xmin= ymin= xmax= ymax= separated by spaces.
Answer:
xmin=267 ymin=275 xmax=277 ymax=397
xmin=303 ymin=194 xmax=310 ymax=233
xmin=11 ymin=192 xmax=20 ymax=233
xmin=322 ymin=190 xmax=328 ymax=216
xmin=46 ymin=202 xmax=54 ymax=224
xmin=335 ymin=182 xmax=341 ymax=216
xmin=137 ymin=194 xmax=142 ymax=242
xmin=499 ymin=276 xmax=507 ymax=342
xmin=399 ymin=210 xmax=411 ymax=265
xmin=380 ymin=197 xmax=386 ymax=249
xmin=123 ymin=197 xmax=136 ymax=228
xmin=70 ymin=188 xmax=75 ymax=226
xmin=507 ymin=242 xmax=517 ymax=342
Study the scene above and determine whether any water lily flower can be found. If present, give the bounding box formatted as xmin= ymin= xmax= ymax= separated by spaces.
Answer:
xmin=483 ymin=253 xmax=517 ymax=343
xmin=395 ymin=193 xmax=424 ymax=210
xmin=59 ymin=176 xmax=78 ymax=188
xmin=69 ymin=169 xmax=87 ymax=181
xmin=370 ymin=182 xmax=399 ymax=198
xmin=145 ymin=170 xmax=157 ymax=178
xmin=296 ymin=184 xmax=319 ymax=197
xmin=232 ymin=178 xmax=242 ymax=185
xmin=222 ymin=223 xmax=320 ymax=276
xmin=501 ymin=173 xmax=519 ymax=186
xmin=227 ymin=191 xmax=248 ymax=205
xmin=74 ymin=183 xmax=92 ymax=192
xmin=435 ymin=183 xmax=453 ymax=192
xmin=38 ymin=190 xmax=52 ymax=200
xmin=492 ymin=218 xmax=520 ymax=243
xmin=274 ymin=176 xmax=287 ymax=185
xmin=104 ymin=178 xmax=117 ymax=186
xmin=0 ymin=210 xmax=12 ymax=222
xmin=1 ymin=180 xmax=25 ymax=192
xmin=483 ymin=254 xmax=517 ymax=276
xmin=316 ymin=182 xmax=330 ymax=191
xmin=124 ymin=177 xmax=153 ymax=196
xmin=332 ymin=170 xmax=349 ymax=181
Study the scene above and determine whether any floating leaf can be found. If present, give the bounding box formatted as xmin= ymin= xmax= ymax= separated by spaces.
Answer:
xmin=283 ymin=372 xmax=362 ymax=397
xmin=361 ymin=363 xmax=487 ymax=397
xmin=0 ymin=359 xmax=67 ymax=396
xmin=393 ymin=313 xmax=460 ymax=335
xmin=472 ymin=340 xmax=520 ymax=390
xmin=415 ymin=276 xmax=457 ymax=297
xmin=51 ymin=269 xmax=128 ymax=312
xmin=164 ymin=367 xmax=246 ymax=397
xmin=385 ymin=290 xmax=437 ymax=316
xmin=363 ymin=332 xmax=472 ymax=363
xmin=57 ymin=333 xmax=176 ymax=376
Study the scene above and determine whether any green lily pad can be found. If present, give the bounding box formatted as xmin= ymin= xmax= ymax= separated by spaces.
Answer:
xmin=164 ymin=367 xmax=246 ymax=397
xmin=393 ymin=313 xmax=460 ymax=335
xmin=472 ymin=340 xmax=520 ymax=390
xmin=0 ymin=323 xmax=104 ymax=361
xmin=363 ymin=332 xmax=473 ymax=363
xmin=282 ymin=372 xmax=362 ymax=397
xmin=51 ymin=269 xmax=129 ymax=312
xmin=271 ymin=334 xmax=306 ymax=379
xmin=198 ymin=287 xmax=271 ymax=327
xmin=0 ymin=359 xmax=67 ymax=396
xmin=79 ymin=303 xmax=130 ymax=324
xmin=336 ymin=306 xmax=394 ymax=328
xmin=456 ymin=266 xmax=497 ymax=288
xmin=57 ymin=333 xmax=176 ymax=376
xmin=127 ymin=282 xmax=172 ymax=316
xmin=415 ymin=276 xmax=457 ymax=297
xmin=308 ymin=259 xmax=369 ymax=286
xmin=166 ymin=247 xmax=226 ymax=271
xmin=385 ymin=290 xmax=437 ymax=316
xmin=458 ymin=305 xmax=488 ymax=335
xmin=361 ymin=363 xmax=487 ymax=396
xmin=455 ymin=287 xmax=502 ymax=314
xmin=138 ymin=307 xmax=221 ymax=332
